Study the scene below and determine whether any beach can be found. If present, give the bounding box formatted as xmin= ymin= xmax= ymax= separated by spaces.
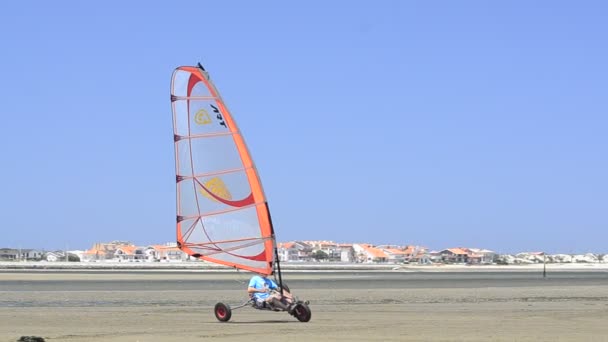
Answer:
xmin=1 ymin=268 xmax=608 ymax=341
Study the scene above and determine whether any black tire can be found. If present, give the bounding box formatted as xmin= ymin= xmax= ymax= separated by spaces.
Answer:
xmin=214 ymin=302 xmax=232 ymax=322
xmin=292 ymin=303 xmax=311 ymax=322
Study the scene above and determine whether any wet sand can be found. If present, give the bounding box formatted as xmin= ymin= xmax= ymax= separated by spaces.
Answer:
xmin=1 ymin=270 xmax=607 ymax=341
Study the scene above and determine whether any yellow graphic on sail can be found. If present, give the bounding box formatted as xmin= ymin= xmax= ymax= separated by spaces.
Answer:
xmin=195 ymin=109 xmax=212 ymax=125
xmin=199 ymin=177 xmax=232 ymax=202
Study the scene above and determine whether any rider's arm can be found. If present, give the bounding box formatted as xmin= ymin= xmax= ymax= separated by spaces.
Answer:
xmin=248 ymin=286 xmax=268 ymax=294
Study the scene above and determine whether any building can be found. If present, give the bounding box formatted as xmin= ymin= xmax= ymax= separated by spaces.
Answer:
xmin=82 ymin=241 xmax=135 ymax=262
xmin=465 ymin=248 xmax=497 ymax=264
xmin=353 ymin=244 xmax=388 ymax=263
xmin=44 ymin=251 xmax=66 ymax=262
xmin=410 ymin=252 xmax=432 ymax=264
xmin=337 ymin=244 xmax=355 ymax=262
xmin=440 ymin=248 xmax=469 ymax=264
xmin=114 ymin=245 xmax=146 ymax=262
xmin=378 ymin=246 xmax=408 ymax=263
xmin=145 ymin=244 xmax=188 ymax=261
xmin=0 ymin=248 xmax=44 ymax=261
xmin=312 ymin=241 xmax=342 ymax=261
xmin=277 ymin=242 xmax=298 ymax=262
xmin=20 ymin=249 xmax=44 ymax=260
xmin=277 ymin=241 xmax=313 ymax=262
xmin=0 ymin=248 xmax=19 ymax=260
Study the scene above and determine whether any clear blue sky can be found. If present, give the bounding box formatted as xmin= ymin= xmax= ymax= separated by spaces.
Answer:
xmin=1 ymin=1 xmax=606 ymax=254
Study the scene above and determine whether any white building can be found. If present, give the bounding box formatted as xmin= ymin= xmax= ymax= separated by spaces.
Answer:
xmin=353 ymin=244 xmax=388 ymax=263
xmin=45 ymin=251 xmax=65 ymax=262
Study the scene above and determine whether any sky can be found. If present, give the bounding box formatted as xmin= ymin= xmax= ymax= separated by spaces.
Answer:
xmin=0 ymin=1 xmax=606 ymax=254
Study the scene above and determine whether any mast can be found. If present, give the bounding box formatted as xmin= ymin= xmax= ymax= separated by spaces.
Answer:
xmin=266 ymin=202 xmax=284 ymax=296
xmin=274 ymin=246 xmax=284 ymax=296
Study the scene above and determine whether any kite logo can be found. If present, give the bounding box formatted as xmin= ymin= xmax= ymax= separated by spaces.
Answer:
xmin=195 ymin=109 xmax=212 ymax=125
xmin=200 ymin=177 xmax=232 ymax=202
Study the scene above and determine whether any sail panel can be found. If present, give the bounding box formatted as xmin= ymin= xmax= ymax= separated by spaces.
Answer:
xmin=171 ymin=65 xmax=275 ymax=275
xmin=179 ymin=207 xmax=264 ymax=246
xmin=177 ymin=210 xmax=271 ymax=273
xmin=172 ymin=69 xmax=212 ymax=97
xmin=175 ymin=135 xmax=243 ymax=177
xmin=173 ymin=99 xmax=229 ymax=137
xmin=177 ymin=171 xmax=254 ymax=218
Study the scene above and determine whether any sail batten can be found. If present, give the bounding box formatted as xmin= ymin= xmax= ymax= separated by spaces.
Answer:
xmin=171 ymin=65 xmax=275 ymax=275
xmin=172 ymin=95 xmax=219 ymax=100
xmin=177 ymin=166 xmax=255 ymax=181
xmin=176 ymin=131 xmax=236 ymax=140
xmin=176 ymin=200 xmax=270 ymax=220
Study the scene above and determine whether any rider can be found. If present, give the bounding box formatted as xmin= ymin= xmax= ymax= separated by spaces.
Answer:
xmin=247 ymin=272 xmax=293 ymax=311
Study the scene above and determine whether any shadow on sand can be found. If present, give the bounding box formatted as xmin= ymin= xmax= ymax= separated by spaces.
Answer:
xmin=212 ymin=320 xmax=293 ymax=324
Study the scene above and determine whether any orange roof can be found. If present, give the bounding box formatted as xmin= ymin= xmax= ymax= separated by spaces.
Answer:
xmin=116 ymin=246 xmax=137 ymax=255
xmin=84 ymin=248 xmax=104 ymax=255
xmin=278 ymin=242 xmax=295 ymax=249
xmin=446 ymin=248 xmax=469 ymax=255
xmin=147 ymin=245 xmax=166 ymax=251
xmin=402 ymin=246 xmax=417 ymax=254
xmin=157 ymin=246 xmax=181 ymax=252
xmin=151 ymin=245 xmax=181 ymax=251
xmin=360 ymin=244 xmax=388 ymax=258
xmin=385 ymin=248 xmax=407 ymax=255
xmin=302 ymin=240 xmax=336 ymax=247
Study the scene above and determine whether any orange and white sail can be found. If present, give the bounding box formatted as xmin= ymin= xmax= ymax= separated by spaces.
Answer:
xmin=170 ymin=65 xmax=275 ymax=275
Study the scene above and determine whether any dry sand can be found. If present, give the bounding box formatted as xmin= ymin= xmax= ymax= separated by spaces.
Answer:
xmin=1 ymin=271 xmax=607 ymax=341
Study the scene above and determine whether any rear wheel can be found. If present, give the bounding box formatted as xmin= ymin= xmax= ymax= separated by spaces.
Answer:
xmin=292 ymin=303 xmax=311 ymax=322
xmin=214 ymin=302 xmax=232 ymax=322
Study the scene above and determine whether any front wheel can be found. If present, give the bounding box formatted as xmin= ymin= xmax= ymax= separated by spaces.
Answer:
xmin=292 ymin=303 xmax=311 ymax=322
xmin=214 ymin=302 xmax=232 ymax=322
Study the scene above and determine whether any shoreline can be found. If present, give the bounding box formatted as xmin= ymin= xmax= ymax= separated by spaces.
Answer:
xmin=2 ymin=261 xmax=608 ymax=272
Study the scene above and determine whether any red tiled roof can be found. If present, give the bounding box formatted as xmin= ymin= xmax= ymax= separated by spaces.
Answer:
xmin=160 ymin=247 xmax=181 ymax=252
xmin=84 ymin=248 xmax=104 ymax=255
xmin=360 ymin=244 xmax=388 ymax=258
xmin=384 ymin=248 xmax=407 ymax=255
xmin=446 ymin=248 xmax=469 ymax=255
xmin=116 ymin=246 xmax=137 ymax=255
xmin=147 ymin=245 xmax=166 ymax=251
xmin=278 ymin=242 xmax=295 ymax=249
xmin=403 ymin=246 xmax=417 ymax=254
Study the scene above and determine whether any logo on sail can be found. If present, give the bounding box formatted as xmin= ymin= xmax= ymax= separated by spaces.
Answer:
xmin=194 ymin=109 xmax=212 ymax=125
xmin=200 ymin=177 xmax=232 ymax=202
xmin=210 ymin=104 xmax=227 ymax=128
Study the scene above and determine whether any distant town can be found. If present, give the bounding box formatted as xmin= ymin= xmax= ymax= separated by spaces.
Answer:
xmin=1 ymin=240 xmax=606 ymax=265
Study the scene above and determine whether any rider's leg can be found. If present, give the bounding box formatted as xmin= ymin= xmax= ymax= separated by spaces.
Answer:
xmin=282 ymin=291 xmax=294 ymax=301
xmin=266 ymin=293 xmax=290 ymax=310
xmin=269 ymin=297 xmax=289 ymax=310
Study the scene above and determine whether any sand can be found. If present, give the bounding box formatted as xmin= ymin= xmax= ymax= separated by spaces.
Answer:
xmin=1 ymin=270 xmax=607 ymax=341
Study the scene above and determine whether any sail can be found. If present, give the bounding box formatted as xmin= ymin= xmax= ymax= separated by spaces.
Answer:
xmin=170 ymin=65 xmax=275 ymax=275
